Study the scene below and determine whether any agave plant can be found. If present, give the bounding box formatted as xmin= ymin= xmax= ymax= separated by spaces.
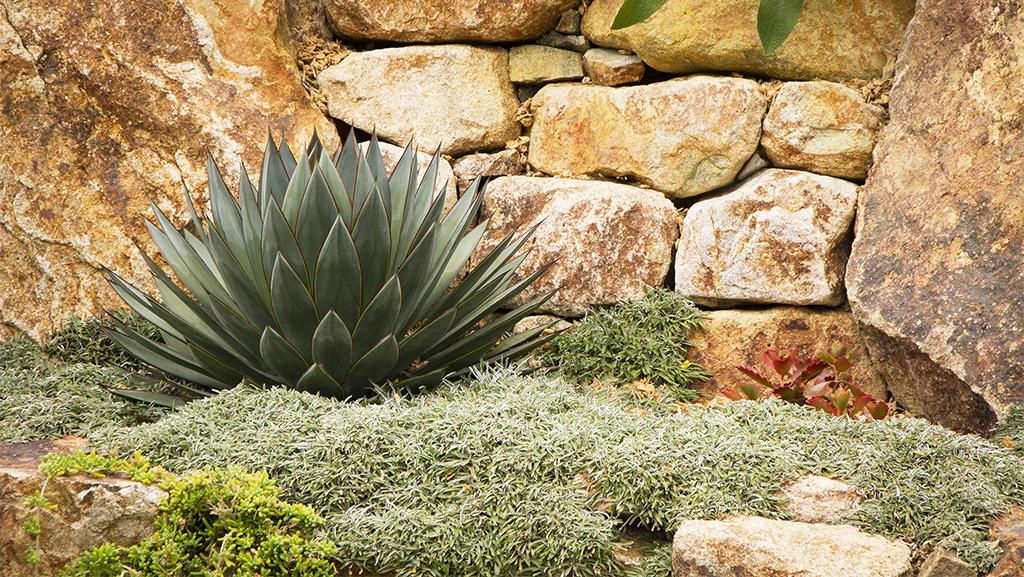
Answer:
xmin=105 ymin=133 xmax=555 ymax=406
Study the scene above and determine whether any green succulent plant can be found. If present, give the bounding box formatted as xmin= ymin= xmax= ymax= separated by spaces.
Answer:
xmin=105 ymin=133 xmax=555 ymax=406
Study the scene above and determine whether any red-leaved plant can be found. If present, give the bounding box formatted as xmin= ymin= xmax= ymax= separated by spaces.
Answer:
xmin=722 ymin=344 xmax=891 ymax=421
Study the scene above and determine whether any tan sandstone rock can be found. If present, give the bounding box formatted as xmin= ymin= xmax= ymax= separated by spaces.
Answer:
xmin=0 ymin=439 xmax=165 ymax=577
xmin=583 ymin=48 xmax=646 ymax=86
xmin=319 ymin=46 xmax=520 ymax=156
xmin=359 ymin=141 xmax=457 ymax=213
xmin=675 ymin=169 xmax=859 ymax=307
xmin=528 ymin=77 xmax=766 ymax=198
xmin=323 ymin=0 xmax=578 ymax=43
xmin=555 ymin=9 xmax=582 ymax=34
xmin=0 ymin=0 xmax=334 ymax=339
xmin=452 ymin=150 xmax=527 ymax=194
xmin=513 ymin=315 xmax=572 ymax=336
xmin=989 ymin=508 xmax=1024 ymax=577
xmin=672 ymin=516 xmax=913 ymax=577
xmin=845 ymin=0 xmax=1024 ymax=433
xmin=687 ymin=307 xmax=887 ymax=400
xmin=509 ymin=45 xmax=585 ymax=84
xmin=582 ymin=0 xmax=915 ymax=82
xmin=473 ymin=176 xmax=678 ymax=317
xmin=762 ymin=81 xmax=885 ymax=180
xmin=918 ymin=547 xmax=977 ymax=577
xmin=779 ymin=476 xmax=866 ymax=524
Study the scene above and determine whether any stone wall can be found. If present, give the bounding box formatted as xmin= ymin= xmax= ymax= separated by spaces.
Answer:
xmin=308 ymin=1 xmax=909 ymax=404
xmin=2 ymin=0 xmax=1020 ymax=430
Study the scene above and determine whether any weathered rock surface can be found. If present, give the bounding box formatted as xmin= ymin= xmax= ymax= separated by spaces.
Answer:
xmin=528 ymin=77 xmax=765 ymax=198
xmin=687 ymin=307 xmax=887 ymax=400
xmin=509 ymin=45 xmax=584 ymax=84
xmin=473 ymin=176 xmax=678 ymax=316
xmin=513 ymin=315 xmax=572 ymax=336
xmin=583 ymin=48 xmax=646 ymax=86
xmin=918 ymin=547 xmax=976 ymax=577
xmin=537 ymin=31 xmax=591 ymax=53
xmin=672 ymin=516 xmax=913 ymax=577
xmin=846 ymin=0 xmax=1024 ymax=432
xmin=555 ymin=9 xmax=582 ymax=34
xmin=582 ymin=0 xmax=915 ymax=81
xmin=780 ymin=476 xmax=865 ymax=524
xmin=675 ymin=169 xmax=859 ymax=307
xmin=989 ymin=508 xmax=1024 ymax=577
xmin=360 ymin=141 xmax=457 ymax=213
xmin=0 ymin=0 xmax=333 ymax=339
xmin=323 ymin=0 xmax=578 ymax=43
xmin=0 ymin=439 xmax=165 ymax=577
xmin=762 ymin=81 xmax=885 ymax=180
xmin=319 ymin=46 xmax=520 ymax=156
xmin=452 ymin=149 xmax=527 ymax=194
xmin=735 ymin=151 xmax=770 ymax=182
xmin=284 ymin=0 xmax=332 ymax=43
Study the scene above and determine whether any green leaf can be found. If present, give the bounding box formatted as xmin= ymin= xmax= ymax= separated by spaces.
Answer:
xmin=396 ymin=308 xmax=456 ymax=368
xmin=295 ymin=165 xmax=341 ymax=270
xmin=261 ymin=198 xmax=307 ymax=283
xmin=103 ymin=311 xmax=226 ymax=388
xmin=387 ymin=143 xmax=419 ymax=258
xmin=259 ymin=326 xmax=310 ymax=384
xmin=351 ymin=276 xmax=401 ymax=358
xmin=279 ymin=138 xmax=298 ymax=178
xmin=364 ymin=135 xmax=393 ymax=215
xmin=395 ymin=368 xmax=446 ymax=394
xmin=757 ymin=0 xmax=804 ymax=54
xmin=259 ymin=134 xmax=289 ymax=208
xmin=611 ymin=0 xmax=668 ymax=29
xmin=352 ymin=188 xmax=392 ymax=306
xmin=344 ymin=336 xmax=399 ymax=395
xmin=313 ymin=217 xmax=362 ymax=328
xmin=269 ymin=255 xmax=319 ymax=357
xmin=312 ymin=311 xmax=354 ymax=382
xmin=295 ymin=363 xmax=347 ymax=398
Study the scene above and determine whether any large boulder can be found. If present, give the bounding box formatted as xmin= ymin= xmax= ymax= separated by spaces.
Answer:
xmin=672 ymin=516 xmax=913 ymax=577
xmin=675 ymin=169 xmax=859 ymax=307
xmin=473 ymin=176 xmax=678 ymax=316
xmin=762 ymin=81 xmax=885 ymax=180
xmin=846 ymin=0 xmax=1024 ymax=432
xmin=319 ymin=46 xmax=520 ymax=156
xmin=0 ymin=0 xmax=333 ymax=339
xmin=0 ymin=439 xmax=165 ymax=577
xmin=582 ymin=0 xmax=915 ymax=82
xmin=323 ymin=0 xmax=578 ymax=43
xmin=528 ymin=77 xmax=765 ymax=198
xmin=687 ymin=307 xmax=887 ymax=400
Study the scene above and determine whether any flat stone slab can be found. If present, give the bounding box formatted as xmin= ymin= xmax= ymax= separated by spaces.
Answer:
xmin=672 ymin=516 xmax=913 ymax=577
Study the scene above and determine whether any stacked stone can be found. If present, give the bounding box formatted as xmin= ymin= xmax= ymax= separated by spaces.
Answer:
xmin=3 ymin=0 xmax=1020 ymax=437
xmin=311 ymin=0 xmax=915 ymax=408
